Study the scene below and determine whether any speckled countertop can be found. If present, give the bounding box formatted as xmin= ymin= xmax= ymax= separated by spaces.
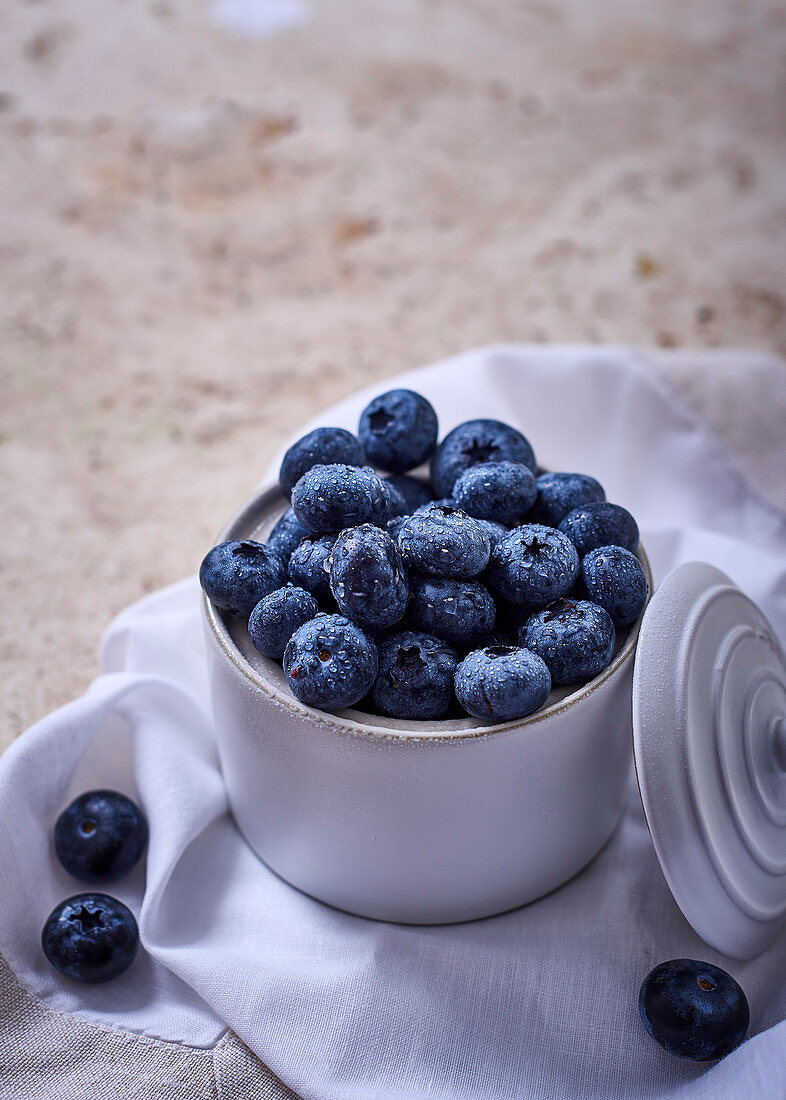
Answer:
xmin=2 ymin=0 xmax=785 ymax=749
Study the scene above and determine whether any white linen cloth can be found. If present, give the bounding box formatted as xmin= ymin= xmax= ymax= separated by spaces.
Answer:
xmin=2 ymin=345 xmax=786 ymax=1099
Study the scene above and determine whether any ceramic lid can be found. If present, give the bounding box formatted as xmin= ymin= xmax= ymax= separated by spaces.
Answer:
xmin=632 ymin=561 xmax=786 ymax=960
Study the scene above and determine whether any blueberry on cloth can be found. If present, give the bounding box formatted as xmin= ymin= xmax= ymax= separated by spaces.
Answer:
xmin=522 ymin=598 xmax=615 ymax=684
xmin=451 ymin=461 xmax=537 ymax=527
xmin=248 ymin=585 xmax=319 ymax=659
xmin=488 ymin=524 xmax=579 ymax=607
xmin=287 ymin=535 xmax=337 ymax=604
xmin=283 ymin=614 xmax=378 ymax=711
xmin=397 ymin=505 xmax=491 ymax=579
xmin=639 ymin=959 xmax=749 ymax=1061
xmin=409 ymin=577 xmax=496 ymax=646
xmin=279 ymin=427 xmax=365 ymax=499
xmin=42 ymin=893 xmax=139 ymax=984
xmin=528 ymin=472 xmax=606 ymax=527
xmin=266 ymin=507 xmax=311 ymax=567
xmin=55 ymin=790 xmax=148 ymax=884
xmin=430 ymin=418 xmax=536 ymax=498
xmin=359 ymin=389 xmax=439 ymax=473
xmin=559 ymin=501 xmax=639 ymax=556
xmin=581 ymin=545 xmax=648 ymax=626
xmin=328 ymin=524 xmax=409 ymax=629
xmin=291 ymin=464 xmax=390 ymax=534
xmin=372 ymin=630 xmax=458 ymax=719
xmin=454 ymin=645 xmax=551 ymax=721
xmin=384 ymin=474 xmax=434 ymax=512
xmin=199 ymin=540 xmax=286 ymax=619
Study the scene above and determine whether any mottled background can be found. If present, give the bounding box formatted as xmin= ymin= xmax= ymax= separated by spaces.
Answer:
xmin=2 ymin=0 xmax=786 ymax=749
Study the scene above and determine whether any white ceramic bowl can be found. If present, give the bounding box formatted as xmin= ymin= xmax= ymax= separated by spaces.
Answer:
xmin=203 ymin=485 xmax=652 ymax=924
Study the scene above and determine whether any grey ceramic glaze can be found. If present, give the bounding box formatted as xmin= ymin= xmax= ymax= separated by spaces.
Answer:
xmin=203 ymin=484 xmax=652 ymax=924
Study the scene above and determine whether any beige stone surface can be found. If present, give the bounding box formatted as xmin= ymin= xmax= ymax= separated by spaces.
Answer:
xmin=2 ymin=0 xmax=786 ymax=748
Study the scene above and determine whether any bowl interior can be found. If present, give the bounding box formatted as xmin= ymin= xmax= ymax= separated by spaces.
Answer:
xmin=204 ymin=484 xmax=652 ymax=740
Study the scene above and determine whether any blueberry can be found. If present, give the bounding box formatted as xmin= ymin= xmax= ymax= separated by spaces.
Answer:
xmin=328 ymin=525 xmax=409 ymax=629
xmin=248 ymin=585 xmax=319 ymax=659
xmin=473 ymin=518 xmax=510 ymax=553
xmin=386 ymin=513 xmax=410 ymax=540
xmin=55 ymin=790 xmax=148 ymax=884
xmin=488 ymin=524 xmax=579 ymax=607
xmin=430 ymin=419 xmax=536 ymax=498
xmin=639 ymin=959 xmax=749 ymax=1061
xmin=409 ymin=577 xmax=496 ymax=646
xmin=359 ymin=389 xmax=439 ymax=473
xmin=279 ymin=427 xmax=365 ymax=499
xmin=559 ymin=502 xmax=639 ymax=556
xmin=580 ymin=545 xmax=648 ymax=626
xmin=372 ymin=630 xmax=458 ymax=719
xmin=380 ymin=477 xmax=408 ymax=519
xmin=291 ymin=464 xmax=390 ymax=534
xmin=384 ymin=474 xmax=434 ymax=512
xmin=522 ymin=598 xmax=615 ymax=684
xmin=283 ymin=613 xmax=378 ymax=711
xmin=454 ymin=645 xmax=551 ymax=721
xmin=266 ymin=507 xmax=311 ymax=567
xmin=397 ymin=505 xmax=491 ymax=579
xmin=451 ymin=461 xmax=537 ymax=527
xmin=415 ymin=497 xmax=454 ymax=513
xmin=42 ymin=893 xmax=139 ymax=984
xmin=199 ymin=540 xmax=286 ymax=619
xmin=528 ymin=472 xmax=606 ymax=527
xmin=287 ymin=535 xmax=337 ymax=604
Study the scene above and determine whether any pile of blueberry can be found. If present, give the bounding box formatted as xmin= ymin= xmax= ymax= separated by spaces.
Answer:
xmin=41 ymin=790 xmax=147 ymax=983
xmin=201 ymin=389 xmax=648 ymax=721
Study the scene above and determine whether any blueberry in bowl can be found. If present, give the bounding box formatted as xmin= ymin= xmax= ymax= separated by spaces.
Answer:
xmin=358 ymin=389 xmax=439 ymax=474
xmin=430 ymin=418 xmax=536 ymax=498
